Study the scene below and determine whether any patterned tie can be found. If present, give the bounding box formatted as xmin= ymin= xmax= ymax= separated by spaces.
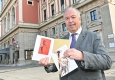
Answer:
xmin=70 ymin=34 xmax=77 ymax=48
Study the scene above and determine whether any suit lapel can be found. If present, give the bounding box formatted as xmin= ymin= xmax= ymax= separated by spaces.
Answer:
xmin=63 ymin=30 xmax=87 ymax=49
xmin=74 ymin=29 xmax=87 ymax=49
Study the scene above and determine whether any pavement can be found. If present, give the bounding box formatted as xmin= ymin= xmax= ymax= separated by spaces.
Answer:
xmin=0 ymin=62 xmax=115 ymax=80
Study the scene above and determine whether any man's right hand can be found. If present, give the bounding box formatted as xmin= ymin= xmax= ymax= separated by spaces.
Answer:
xmin=39 ymin=57 xmax=51 ymax=67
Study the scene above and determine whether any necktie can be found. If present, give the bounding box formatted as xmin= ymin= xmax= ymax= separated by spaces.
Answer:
xmin=70 ymin=34 xmax=76 ymax=48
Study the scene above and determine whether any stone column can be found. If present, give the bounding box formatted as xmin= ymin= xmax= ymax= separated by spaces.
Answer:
xmin=5 ymin=54 xmax=9 ymax=64
xmin=17 ymin=33 xmax=25 ymax=66
xmin=0 ymin=55 xmax=1 ymax=64
xmin=18 ymin=0 xmax=23 ymax=23
xmin=55 ymin=0 xmax=58 ymax=13
xmin=9 ymin=45 xmax=15 ymax=64
xmin=6 ymin=15 xmax=8 ymax=32
xmin=10 ymin=11 xmax=12 ymax=29
xmin=2 ymin=54 xmax=5 ymax=64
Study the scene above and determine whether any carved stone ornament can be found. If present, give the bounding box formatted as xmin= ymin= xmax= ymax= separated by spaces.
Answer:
xmin=48 ymin=0 xmax=54 ymax=4
xmin=41 ymin=2 xmax=47 ymax=9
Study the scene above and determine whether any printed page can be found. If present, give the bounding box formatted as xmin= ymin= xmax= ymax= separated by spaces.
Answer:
xmin=50 ymin=39 xmax=70 ymax=63
xmin=32 ymin=35 xmax=54 ymax=61
xmin=51 ymin=45 xmax=78 ymax=77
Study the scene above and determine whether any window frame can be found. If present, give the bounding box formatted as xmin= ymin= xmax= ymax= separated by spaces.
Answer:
xmin=52 ymin=27 xmax=56 ymax=34
xmin=60 ymin=0 xmax=64 ymax=10
xmin=44 ymin=30 xmax=48 ymax=37
xmin=44 ymin=9 xmax=47 ymax=20
xmin=62 ymin=23 xmax=66 ymax=31
xmin=90 ymin=10 xmax=97 ymax=21
xmin=51 ymin=4 xmax=54 ymax=16
xmin=27 ymin=0 xmax=34 ymax=6
xmin=43 ymin=0 xmax=46 ymax=2
xmin=73 ymin=0 xmax=78 ymax=4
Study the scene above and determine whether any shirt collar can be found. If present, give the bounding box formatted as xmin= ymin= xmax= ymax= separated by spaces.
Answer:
xmin=69 ymin=27 xmax=82 ymax=36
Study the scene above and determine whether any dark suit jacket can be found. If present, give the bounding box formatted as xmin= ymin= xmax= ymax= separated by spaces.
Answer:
xmin=45 ymin=29 xmax=112 ymax=80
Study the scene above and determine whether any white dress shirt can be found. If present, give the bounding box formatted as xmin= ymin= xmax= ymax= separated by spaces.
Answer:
xmin=69 ymin=27 xmax=82 ymax=42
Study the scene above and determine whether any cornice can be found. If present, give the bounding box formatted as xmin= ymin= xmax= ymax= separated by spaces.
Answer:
xmin=0 ymin=23 xmax=39 ymax=41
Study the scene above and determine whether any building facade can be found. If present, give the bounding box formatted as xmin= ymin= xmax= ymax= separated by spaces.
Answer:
xmin=0 ymin=0 xmax=115 ymax=66
xmin=0 ymin=21 xmax=1 ymax=37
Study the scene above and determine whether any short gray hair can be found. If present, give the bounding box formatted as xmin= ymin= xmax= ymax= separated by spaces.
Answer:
xmin=63 ymin=7 xmax=81 ymax=18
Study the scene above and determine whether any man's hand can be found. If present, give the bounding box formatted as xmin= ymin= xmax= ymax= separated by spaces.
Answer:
xmin=64 ymin=48 xmax=84 ymax=61
xmin=39 ymin=57 xmax=51 ymax=67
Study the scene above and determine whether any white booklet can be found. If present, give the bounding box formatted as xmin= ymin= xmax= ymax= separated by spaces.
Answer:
xmin=51 ymin=45 xmax=78 ymax=77
xmin=32 ymin=35 xmax=70 ymax=62
xmin=32 ymin=35 xmax=54 ymax=61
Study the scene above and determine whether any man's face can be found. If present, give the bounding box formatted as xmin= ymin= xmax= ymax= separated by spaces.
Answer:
xmin=64 ymin=9 xmax=81 ymax=33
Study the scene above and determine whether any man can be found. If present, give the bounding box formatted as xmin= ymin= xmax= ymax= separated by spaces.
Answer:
xmin=39 ymin=7 xmax=112 ymax=80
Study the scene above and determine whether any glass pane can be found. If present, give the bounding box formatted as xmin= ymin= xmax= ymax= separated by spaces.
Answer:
xmin=73 ymin=0 xmax=78 ymax=3
xmin=51 ymin=4 xmax=54 ymax=15
xmin=45 ymin=31 xmax=47 ymax=37
xmin=61 ymin=0 xmax=64 ymax=10
xmin=94 ymin=10 xmax=97 ymax=20
xmin=62 ymin=23 xmax=66 ymax=31
xmin=52 ymin=28 xmax=55 ymax=34
xmin=61 ymin=4 xmax=64 ymax=10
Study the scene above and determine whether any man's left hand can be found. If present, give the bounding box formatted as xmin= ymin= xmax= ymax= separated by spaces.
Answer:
xmin=64 ymin=48 xmax=84 ymax=61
